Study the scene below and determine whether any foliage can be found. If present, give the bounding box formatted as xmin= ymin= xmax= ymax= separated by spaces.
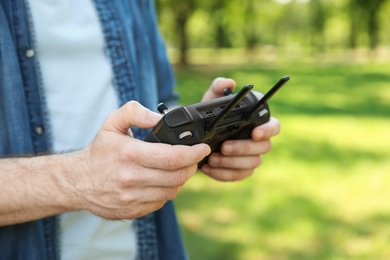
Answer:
xmin=348 ymin=0 xmax=388 ymax=49
xmin=156 ymin=1 xmax=390 ymax=258
xmin=156 ymin=0 xmax=390 ymax=64
xmin=172 ymin=59 xmax=390 ymax=259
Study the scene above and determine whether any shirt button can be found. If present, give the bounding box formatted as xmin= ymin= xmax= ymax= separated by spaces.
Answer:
xmin=35 ymin=126 xmax=44 ymax=135
xmin=25 ymin=48 xmax=35 ymax=58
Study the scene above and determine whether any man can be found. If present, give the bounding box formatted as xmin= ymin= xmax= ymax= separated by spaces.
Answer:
xmin=0 ymin=0 xmax=280 ymax=259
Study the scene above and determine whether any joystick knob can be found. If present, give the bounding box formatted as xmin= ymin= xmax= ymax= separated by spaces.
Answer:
xmin=223 ymin=89 xmax=233 ymax=96
xmin=157 ymin=103 xmax=168 ymax=115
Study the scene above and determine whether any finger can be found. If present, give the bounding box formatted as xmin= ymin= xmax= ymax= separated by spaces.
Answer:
xmin=120 ymin=186 xmax=183 ymax=204
xmin=104 ymin=201 xmax=167 ymax=220
xmin=128 ymin=201 xmax=167 ymax=219
xmin=146 ymin=186 xmax=183 ymax=202
xmin=147 ymin=164 xmax=198 ymax=187
xmin=102 ymin=101 xmax=162 ymax=134
xmin=200 ymin=164 xmax=255 ymax=182
xmin=121 ymin=163 xmax=198 ymax=188
xmin=122 ymin=138 xmax=211 ymax=170
xmin=221 ymin=139 xmax=272 ymax=156
xmin=207 ymin=153 xmax=262 ymax=169
xmin=202 ymin=77 xmax=236 ymax=101
xmin=251 ymin=117 xmax=281 ymax=141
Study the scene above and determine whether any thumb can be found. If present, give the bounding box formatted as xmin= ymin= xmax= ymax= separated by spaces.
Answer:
xmin=102 ymin=101 xmax=162 ymax=134
xmin=202 ymin=77 xmax=236 ymax=102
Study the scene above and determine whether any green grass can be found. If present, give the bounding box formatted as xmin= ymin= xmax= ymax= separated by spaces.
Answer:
xmin=172 ymin=60 xmax=390 ymax=260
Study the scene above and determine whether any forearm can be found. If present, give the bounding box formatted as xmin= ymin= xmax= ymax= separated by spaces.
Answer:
xmin=0 ymin=101 xmax=211 ymax=226
xmin=0 ymin=153 xmax=81 ymax=226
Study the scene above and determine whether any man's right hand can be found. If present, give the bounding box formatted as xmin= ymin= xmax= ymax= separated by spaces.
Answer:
xmin=0 ymin=101 xmax=210 ymax=226
xmin=73 ymin=101 xmax=211 ymax=220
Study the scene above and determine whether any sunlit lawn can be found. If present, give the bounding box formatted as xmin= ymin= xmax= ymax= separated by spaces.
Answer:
xmin=172 ymin=58 xmax=390 ymax=260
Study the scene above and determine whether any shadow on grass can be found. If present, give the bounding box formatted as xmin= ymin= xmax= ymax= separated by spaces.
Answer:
xmin=177 ymin=191 xmax=390 ymax=260
xmin=273 ymin=136 xmax=387 ymax=170
xmin=174 ymin=63 xmax=390 ymax=259
xmin=251 ymin=195 xmax=345 ymax=260
xmin=251 ymin=195 xmax=390 ymax=260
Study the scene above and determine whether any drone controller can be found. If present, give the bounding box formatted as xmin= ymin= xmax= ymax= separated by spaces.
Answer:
xmin=145 ymin=76 xmax=290 ymax=167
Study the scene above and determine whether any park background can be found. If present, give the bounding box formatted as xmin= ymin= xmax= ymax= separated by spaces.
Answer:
xmin=155 ymin=0 xmax=390 ymax=259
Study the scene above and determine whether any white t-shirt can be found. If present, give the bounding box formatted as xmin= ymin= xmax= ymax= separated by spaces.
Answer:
xmin=28 ymin=0 xmax=136 ymax=259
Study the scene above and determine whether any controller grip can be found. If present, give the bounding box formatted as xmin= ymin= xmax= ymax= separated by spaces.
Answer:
xmin=145 ymin=131 xmax=161 ymax=143
xmin=233 ymin=125 xmax=253 ymax=140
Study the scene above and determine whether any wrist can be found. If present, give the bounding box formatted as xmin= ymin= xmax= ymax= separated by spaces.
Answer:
xmin=51 ymin=151 xmax=90 ymax=212
xmin=0 ymin=152 xmax=89 ymax=226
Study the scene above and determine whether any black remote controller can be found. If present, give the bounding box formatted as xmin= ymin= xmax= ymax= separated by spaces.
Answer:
xmin=145 ymin=76 xmax=290 ymax=167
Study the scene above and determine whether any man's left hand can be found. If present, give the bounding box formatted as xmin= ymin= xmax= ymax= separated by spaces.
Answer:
xmin=199 ymin=77 xmax=281 ymax=182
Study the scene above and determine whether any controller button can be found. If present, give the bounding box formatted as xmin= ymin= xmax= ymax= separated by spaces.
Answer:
xmin=164 ymin=108 xmax=191 ymax=128
xmin=259 ymin=109 xmax=269 ymax=117
xmin=179 ymin=131 xmax=193 ymax=140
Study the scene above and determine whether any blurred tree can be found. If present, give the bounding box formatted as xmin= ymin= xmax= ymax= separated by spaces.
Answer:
xmin=348 ymin=0 xmax=359 ymax=49
xmin=348 ymin=0 xmax=388 ymax=49
xmin=366 ymin=0 xmax=388 ymax=49
xmin=155 ymin=0 xmax=390 ymax=64
xmin=242 ymin=0 xmax=261 ymax=50
xmin=156 ymin=0 xmax=196 ymax=65
xmin=210 ymin=0 xmax=231 ymax=48
xmin=309 ymin=0 xmax=327 ymax=52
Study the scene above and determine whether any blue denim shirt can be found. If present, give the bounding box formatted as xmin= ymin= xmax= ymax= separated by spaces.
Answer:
xmin=0 ymin=0 xmax=187 ymax=259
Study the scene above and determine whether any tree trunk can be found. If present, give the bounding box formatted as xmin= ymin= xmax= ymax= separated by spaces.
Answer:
xmin=177 ymin=16 xmax=188 ymax=65
xmin=349 ymin=15 xmax=358 ymax=49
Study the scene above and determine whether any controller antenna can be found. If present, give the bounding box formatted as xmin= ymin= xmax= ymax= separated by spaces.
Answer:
xmin=245 ymin=76 xmax=290 ymax=120
xmin=206 ymin=84 xmax=253 ymax=133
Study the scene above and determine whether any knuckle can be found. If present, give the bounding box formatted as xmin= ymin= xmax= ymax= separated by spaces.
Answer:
xmin=117 ymin=145 xmax=132 ymax=162
xmin=263 ymin=140 xmax=272 ymax=153
xmin=175 ymin=169 xmax=188 ymax=186
xmin=247 ymin=169 xmax=255 ymax=178
xmin=212 ymin=77 xmax=225 ymax=86
xmin=105 ymin=113 xmax=116 ymax=123
xmin=123 ymin=101 xmax=144 ymax=121
xmin=210 ymin=168 xmax=225 ymax=181
xmin=129 ymin=208 xmax=144 ymax=219
xmin=234 ymin=169 xmax=253 ymax=181
xmin=238 ymin=142 xmax=250 ymax=155
xmin=122 ymin=214 xmax=135 ymax=221
xmin=252 ymin=155 xmax=262 ymax=168
xmin=118 ymin=192 xmax=137 ymax=207
xmin=233 ymin=170 xmax=244 ymax=181
xmin=124 ymin=100 xmax=139 ymax=114
xmin=275 ymin=123 xmax=281 ymax=136
xmin=218 ymin=156 xmax=230 ymax=167
xmin=118 ymin=210 xmax=134 ymax=220
xmin=155 ymin=201 xmax=166 ymax=211
xmin=209 ymin=154 xmax=221 ymax=167
xmin=272 ymin=117 xmax=281 ymax=136
xmin=167 ymin=151 xmax=181 ymax=170
xmin=118 ymin=171 xmax=137 ymax=187
xmin=165 ymin=187 xmax=180 ymax=201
